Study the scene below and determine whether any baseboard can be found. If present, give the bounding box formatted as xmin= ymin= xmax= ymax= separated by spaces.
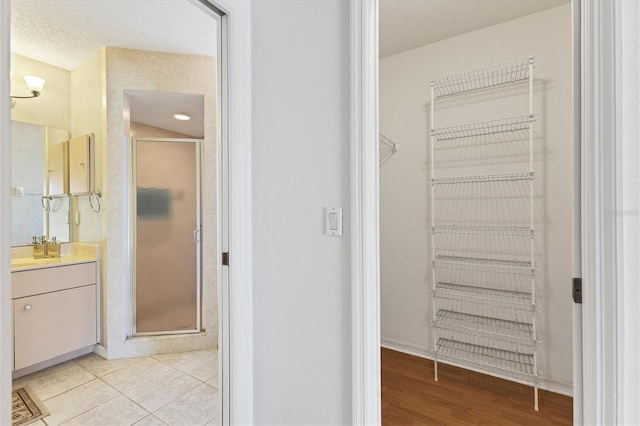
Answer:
xmin=381 ymin=337 xmax=430 ymax=359
xmin=93 ymin=344 xmax=108 ymax=359
xmin=380 ymin=337 xmax=573 ymax=397
xmin=12 ymin=345 xmax=94 ymax=379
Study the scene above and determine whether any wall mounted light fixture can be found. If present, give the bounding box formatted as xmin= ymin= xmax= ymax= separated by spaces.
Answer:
xmin=10 ymin=74 xmax=45 ymax=107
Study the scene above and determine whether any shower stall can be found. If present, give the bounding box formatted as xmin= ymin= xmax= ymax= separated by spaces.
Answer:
xmin=131 ymin=137 xmax=202 ymax=335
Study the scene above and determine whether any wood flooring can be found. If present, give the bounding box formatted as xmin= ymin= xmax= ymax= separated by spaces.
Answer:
xmin=381 ymin=348 xmax=573 ymax=425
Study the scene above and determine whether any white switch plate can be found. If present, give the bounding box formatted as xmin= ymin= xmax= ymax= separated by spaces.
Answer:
xmin=14 ymin=187 xmax=24 ymax=197
xmin=325 ymin=206 xmax=343 ymax=236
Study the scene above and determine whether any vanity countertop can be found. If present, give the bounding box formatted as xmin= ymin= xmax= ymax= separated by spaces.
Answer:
xmin=11 ymin=243 xmax=100 ymax=272
xmin=11 ymin=255 xmax=97 ymax=272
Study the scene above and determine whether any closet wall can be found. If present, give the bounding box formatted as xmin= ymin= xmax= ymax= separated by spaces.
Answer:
xmin=380 ymin=4 xmax=573 ymax=392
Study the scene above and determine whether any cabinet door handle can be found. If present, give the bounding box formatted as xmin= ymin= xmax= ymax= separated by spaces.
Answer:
xmin=24 ymin=304 xmax=32 ymax=311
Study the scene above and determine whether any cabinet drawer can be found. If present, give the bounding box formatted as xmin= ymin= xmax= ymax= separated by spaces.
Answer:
xmin=12 ymin=262 xmax=96 ymax=299
xmin=14 ymin=285 xmax=97 ymax=370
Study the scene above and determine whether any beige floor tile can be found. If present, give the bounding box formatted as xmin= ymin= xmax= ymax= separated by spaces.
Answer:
xmin=173 ymin=351 xmax=218 ymax=382
xmin=123 ymin=368 xmax=201 ymax=412
xmin=133 ymin=414 xmax=169 ymax=425
xmin=151 ymin=350 xmax=212 ymax=368
xmin=60 ymin=395 xmax=148 ymax=426
xmin=40 ymin=379 xmax=119 ymax=426
xmin=12 ymin=361 xmax=78 ymax=389
xmin=204 ymin=416 xmax=220 ymax=426
xmin=154 ymin=384 xmax=219 ymax=426
xmin=205 ymin=375 xmax=218 ymax=389
xmin=101 ymin=357 xmax=172 ymax=393
xmin=14 ymin=363 xmax=95 ymax=401
xmin=75 ymin=353 xmax=142 ymax=377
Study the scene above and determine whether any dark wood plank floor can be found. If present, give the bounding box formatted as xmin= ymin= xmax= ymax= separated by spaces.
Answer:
xmin=382 ymin=348 xmax=572 ymax=425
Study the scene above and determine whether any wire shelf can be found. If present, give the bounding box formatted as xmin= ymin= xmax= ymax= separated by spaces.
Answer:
xmin=432 ymin=225 xmax=533 ymax=236
xmin=432 ymin=255 xmax=533 ymax=272
xmin=432 ymin=57 xmax=534 ymax=98
xmin=431 ymin=172 xmax=536 ymax=185
xmin=379 ymin=133 xmax=399 ymax=151
xmin=430 ymin=115 xmax=535 ymax=141
xmin=433 ymin=282 xmax=534 ymax=310
xmin=435 ymin=338 xmax=536 ymax=379
xmin=434 ymin=309 xmax=535 ymax=345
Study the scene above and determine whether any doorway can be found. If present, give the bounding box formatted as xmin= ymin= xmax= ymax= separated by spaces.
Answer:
xmin=376 ymin=0 xmax=575 ymax=423
xmin=0 ymin=0 xmax=254 ymax=424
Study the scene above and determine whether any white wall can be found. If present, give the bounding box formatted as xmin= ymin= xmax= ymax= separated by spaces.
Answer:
xmin=10 ymin=53 xmax=70 ymax=130
xmin=102 ymin=47 xmax=217 ymax=358
xmin=251 ymin=0 xmax=351 ymax=423
xmin=380 ymin=4 xmax=573 ymax=391
xmin=70 ymin=49 xmax=104 ymax=243
xmin=619 ymin=0 xmax=640 ymax=422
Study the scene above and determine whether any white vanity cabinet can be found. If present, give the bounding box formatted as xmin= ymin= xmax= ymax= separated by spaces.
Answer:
xmin=12 ymin=262 xmax=98 ymax=371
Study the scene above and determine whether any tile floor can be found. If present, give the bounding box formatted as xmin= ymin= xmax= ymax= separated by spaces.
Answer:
xmin=13 ymin=349 xmax=219 ymax=426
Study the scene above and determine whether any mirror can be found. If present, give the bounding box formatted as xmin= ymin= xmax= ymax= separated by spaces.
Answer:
xmin=11 ymin=120 xmax=71 ymax=246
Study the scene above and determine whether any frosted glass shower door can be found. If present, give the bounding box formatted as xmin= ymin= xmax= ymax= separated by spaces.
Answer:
xmin=133 ymin=138 xmax=201 ymax=335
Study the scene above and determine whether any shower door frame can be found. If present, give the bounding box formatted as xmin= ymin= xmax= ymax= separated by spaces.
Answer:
xmin=130 ymin=137 xmax=203 ymax=337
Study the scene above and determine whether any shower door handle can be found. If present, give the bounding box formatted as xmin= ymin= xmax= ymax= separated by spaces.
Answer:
xmin=193 ymin=229 xmax=201 ymax=243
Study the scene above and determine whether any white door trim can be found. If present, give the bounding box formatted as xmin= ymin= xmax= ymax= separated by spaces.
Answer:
xmin=351 ymin=1 xmax=622 ymax=425
xmin=580 ymin=0 xmax=619 ymax=424
xmin=0 ymin=1 xmax=253 ymax=425
xmin=350 ymin=1 xmax=381 ymax=425
xmin=0 ymin=1 xmax=12 ymax=425
xmin=201 ymin=1 xmax=253 ymax=424
xmin=571 ymin=1 xmax=583 ymax=424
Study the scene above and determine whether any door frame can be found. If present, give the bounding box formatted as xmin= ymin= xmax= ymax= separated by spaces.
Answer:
xmin=130 ymin=137 xmax=203 ymax=337
xmin=0 ymin=1 xmax=253 ymax=425
xmin=350 ymin=0 xmax=622 ymax=424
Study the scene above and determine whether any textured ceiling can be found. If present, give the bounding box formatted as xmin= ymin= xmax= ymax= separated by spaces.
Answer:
xmin=11 ymin=0 xmax=217 ymax=71
xmin=380 ymin=0 xmax=570 ymax=57
xmin=128 ymin=91 xmax=205 ymax=138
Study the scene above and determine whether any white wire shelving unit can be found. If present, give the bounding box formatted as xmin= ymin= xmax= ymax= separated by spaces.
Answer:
xmin=436 ymin=339 xmax=535 ymax=381
xmin=429 ymin=56 xmax=541 ymax=410
xmin=379 ymin=133 xmax=399 ymax=151
xmin=431 ymin=115 xmax=536 ymax=141
xmin=431 ymin=172 xmax=536 ymax=185
xmin=433 ymin=282 xmax=534 ymax=310
xmin=432 ymin=225 xmax=533 ymax=236
xmin=432 ymin=57 xmax=532 ymax=98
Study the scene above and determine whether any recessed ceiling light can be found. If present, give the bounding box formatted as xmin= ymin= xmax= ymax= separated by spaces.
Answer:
xmin=173 ymin=113 xmax=191 ymax=121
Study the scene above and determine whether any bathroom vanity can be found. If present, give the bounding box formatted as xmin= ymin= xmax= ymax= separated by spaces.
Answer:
xmin=11 ymin=244 xmax=100 ymax=372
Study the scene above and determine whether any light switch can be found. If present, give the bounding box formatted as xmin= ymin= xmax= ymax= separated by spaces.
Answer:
xmin=325 ymin=206 xmax=342 ymax=236
xmin=14 ymin=187 xmax=24 ymax=197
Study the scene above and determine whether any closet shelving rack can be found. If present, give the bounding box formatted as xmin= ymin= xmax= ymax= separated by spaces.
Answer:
xmin=429 ymin=56 xmax=541 ymax=410
xmin=379 ymin=133 xmax=399 ymax=151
